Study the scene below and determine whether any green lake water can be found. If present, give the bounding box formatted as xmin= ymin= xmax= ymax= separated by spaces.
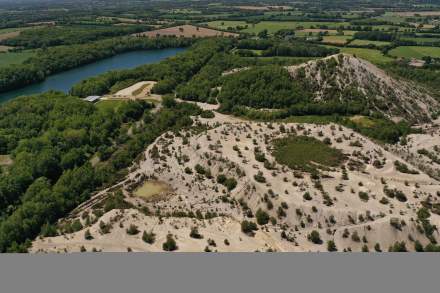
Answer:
xmin=0 ymin=47 xmax=185 ymax=103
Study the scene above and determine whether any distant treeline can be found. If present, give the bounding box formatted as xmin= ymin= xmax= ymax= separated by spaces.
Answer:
xmin=0 ymin=36 xmax=193 ymax=94
xmin=236 ymin=38 xmax=339 ymax=58
xmin=1 ymin=25 xmax=150 ymax=49
xmin=261 ymin=43 xmax=339 ymax=57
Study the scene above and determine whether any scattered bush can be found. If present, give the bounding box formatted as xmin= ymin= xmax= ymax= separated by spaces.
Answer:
xmin=126 ymin=224 xmax=140 ymax=235
xmin=162 ymin=234 xmax=178 ymax=251
xmin=190 ymin=227 xmax=203 ymax=239
xmin=142 ymin=230 xmax=156 ymax=244
xmin=308 ymin=230 xmax=322 ymax=244
xmin=256 ymin=209 xmax=270 ymax=225
xmin=327 ymin=240 xmax=337 ymax=251
xmin=241 ymin=220 xmax=258 ymax=236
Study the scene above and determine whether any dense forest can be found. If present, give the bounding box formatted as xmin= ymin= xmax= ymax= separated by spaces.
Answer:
xmin=70 ymin=38 xmax=233 ymax=97
xmin=0 ymin=92 xmax=202 ymax=252
xmin=0 ymin=39 xmax=242 ymax=252
xmin=261 ymin=43 xmax=339 ymax=57
xmin=384 ymin=62 xmax=440 ymax=101
xmin=353 ymin=31 xmax=396 ymax=42
xmin=176 ymin=52 xmax=252 ymax=103
xmin=219 ymin=66 xmax=312 ymax=111
xmin=2 ymin=25 xmax=150 ymax=48
xmin=0 ymin=36 xmax=192 ymax=93
xmin=217 ymin=65 xmax=369 ymax=116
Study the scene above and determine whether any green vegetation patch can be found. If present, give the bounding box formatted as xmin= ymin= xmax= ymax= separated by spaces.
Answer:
xmin=321 ymin=35 xmax=352 ymax=45
xmin=219 ymin=65 xmax=312 ymax=111
xmin=349 ymin=39 xmax=391 ymax=47
xmin=388 ymin=46 xmax=440 ymax=59
xmin=96 ymin=100 xmax=128 ymax=112
xmin=336 ymin=47 xmax=393 ymax=65
xmin=272 ymin=135 xmax=345 ymax=172
xmin=0 ymin=51 xmax=35 ymax=68
xmin=206 ymin=21 xmax=349 ymax=34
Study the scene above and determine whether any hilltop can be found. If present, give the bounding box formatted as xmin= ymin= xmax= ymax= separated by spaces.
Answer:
xmin=286 ymin=54 xmax=438 ymax=123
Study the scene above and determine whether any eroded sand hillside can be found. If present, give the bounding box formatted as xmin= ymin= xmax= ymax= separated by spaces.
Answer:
xmin=32 ymin=106 xmax=440 ymax=252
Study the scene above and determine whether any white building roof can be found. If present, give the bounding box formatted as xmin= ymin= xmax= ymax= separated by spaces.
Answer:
xmin=84 ymin=96 xmax=101 ymax=102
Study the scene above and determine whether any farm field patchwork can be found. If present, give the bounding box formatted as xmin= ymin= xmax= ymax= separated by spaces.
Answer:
xmin=135 ymin=24 xmax=238 ymax=38
xmin=400 ymin=37 xmax=440 ymax=43
xmin=206 ymin=21 xmax=350 ymax=34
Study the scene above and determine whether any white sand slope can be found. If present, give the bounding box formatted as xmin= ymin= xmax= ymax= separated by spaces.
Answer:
xmin=32 ymin=106 xmax=440 ymax=253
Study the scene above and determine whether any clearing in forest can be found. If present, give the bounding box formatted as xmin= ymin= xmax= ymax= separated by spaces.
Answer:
xmin=0 ymin=155 xmax=12 ymax=166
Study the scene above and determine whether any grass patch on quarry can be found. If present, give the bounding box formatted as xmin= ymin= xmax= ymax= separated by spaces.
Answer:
xmin=96 ymin=100 xmax=128 ymax=112
xmin=134 ymin=181 xmax=171 ymax=200
xmin=349 ymin=115 xmax=376 ymax=128
xmin=272 ymin=135 xmax=345 ymax=172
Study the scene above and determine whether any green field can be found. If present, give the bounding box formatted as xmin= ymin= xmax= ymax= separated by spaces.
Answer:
xmin=322 ymin=35 xmax=352 ymax=44
xmin=375 ymin=12 xmax=407 ymax=23
xmin=96 ymin=99 xmax=128 ymax=111
xmin=206 ymin=20 xmax=350 ymax=34
xmin=401 ymin=37 xmax=440 ymax=43
xmin=335 ymin=47 xmax=393 ymax=64
xmin=389 ymin=46 xmax=440 ymax=58
xmin=0 ymin=27 xmax=22 ymax=34
xmin=272 ymin=135 xmax=345 ymax=172
xmin=350 ymin=39 xmax=391 ymax=47
xmin=0 ymin=51 xmax=35 ymax=68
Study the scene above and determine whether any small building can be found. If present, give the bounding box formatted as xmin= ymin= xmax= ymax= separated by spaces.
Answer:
xmin=83 ymin=96 xmax=101 ymax=103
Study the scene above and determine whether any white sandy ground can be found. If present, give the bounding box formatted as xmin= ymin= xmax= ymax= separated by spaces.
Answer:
xmin=32 ymin=101 xmax=440 ymax=253
xmin=101 ymin=81 xmax=162 ymax=101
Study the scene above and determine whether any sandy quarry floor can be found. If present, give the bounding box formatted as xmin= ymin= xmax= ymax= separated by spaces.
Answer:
xmin=32 ymin=103 xmax=440 ymax=253
xmin=101 ymin=81 xmax=162 ymax=102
